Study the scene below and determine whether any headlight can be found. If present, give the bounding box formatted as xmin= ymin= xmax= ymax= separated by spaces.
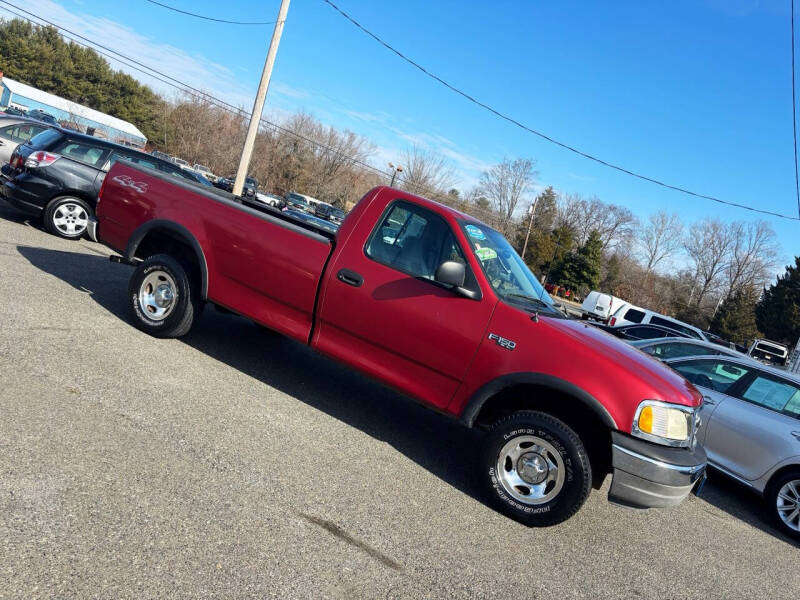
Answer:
xmin=632 ymin=400 xmax=697 ymax=447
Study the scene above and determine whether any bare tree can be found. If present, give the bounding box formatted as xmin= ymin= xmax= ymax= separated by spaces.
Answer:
xmin=684 ymin=218 xmax=735 ymax=309
xmin=637 ymin=211 xmax=684 ymax=276
xmin=554 ymin=193 xmax=637 ymax=252
xmin=477 ymin=157 xmax=538 ymax=228
xmin=399 ymin=146 xmax=455 ymax=197
xmin=723 ymin=220 xmax=779 ymax=299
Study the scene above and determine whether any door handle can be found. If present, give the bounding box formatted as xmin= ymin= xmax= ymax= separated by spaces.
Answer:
xmin=337 ymin=269 xmax=363 ymax=287
xmin=702 ymin=395 xmax=716 ymax=406
xmin=791 ymin=431 xmax=800 ymax=441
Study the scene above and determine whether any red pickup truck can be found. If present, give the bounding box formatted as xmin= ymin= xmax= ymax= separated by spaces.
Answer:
xmin=90 ymin=162 xmax=706 ymax=526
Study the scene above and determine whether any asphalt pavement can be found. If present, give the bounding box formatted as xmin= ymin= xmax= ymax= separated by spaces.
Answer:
xmin=0 ymin=203 xmax=797 ymax=599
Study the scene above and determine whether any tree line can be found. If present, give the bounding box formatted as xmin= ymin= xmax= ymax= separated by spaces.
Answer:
xmin=1 ymin=18 xmax=796 ymax=348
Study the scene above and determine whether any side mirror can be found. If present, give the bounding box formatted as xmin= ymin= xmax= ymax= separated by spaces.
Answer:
xmin=435 ymin=261 xmax=480 ymax=300
xmin=435 ymin=260 xmax=466 ymax=287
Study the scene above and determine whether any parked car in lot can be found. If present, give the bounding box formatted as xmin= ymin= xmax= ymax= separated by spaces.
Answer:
xmin=328 ymin=206 xmax=346 ymax=225
xmin=3 ymin=106 xmax=28 ymax=117
xmin=748 ymin=339 xmax=789 ymax=367
xmin=282 ymin=208 xmax=338 ymax=234
xmin=284 ymin=191 xmax=311 ymax=212
xmin=26 ymin=109 xmax=59 ymax=126
xmin=590 ymin=322 xmax=691 ymax=341
xmin=580 ymin=291 xmax=624 ymax=323
xmin=192 ymin=164 xmax=217 ymax=182
xmin=0 ymin=116 xmax=53 ymax=165
xmin=0 ymin=128 xmax=201 ymax=239
xmin=150 ymin=150 xmax=171 ymax=162
xmin=90 ymin=164 xmax=708 ymax=526
xmin=665 ymin=355 xmax=800 ymax=538
xmin=255 ymin=191 xmax=284 ymax=208
xmin=631 ymin=337 xmax=744 ymax=360
xmin=609 ymin=303 xmax=708 ymax=341
xmin=181 ymin=169 xmax=214 ymax=187
xmin=313 ymin=201 xmax=335 ymax=220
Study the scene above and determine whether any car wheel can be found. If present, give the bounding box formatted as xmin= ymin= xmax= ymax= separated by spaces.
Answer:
xmin=44 ymin=196 xmax=92 ymax=240
xmin=127 ymin=254 xmax=201 ymax=338
xmin=480 ymin=410 xmax=592 ymax=526
xmin=767 ymin=471 xmax=800 ymax=539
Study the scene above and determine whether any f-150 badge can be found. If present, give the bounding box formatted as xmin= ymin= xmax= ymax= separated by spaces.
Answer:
xmin=488 ymin=333 xmax=516 ymax=350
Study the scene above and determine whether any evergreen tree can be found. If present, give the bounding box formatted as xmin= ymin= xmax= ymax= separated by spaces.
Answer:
xmin=0 ymin=19 xmax=164 ymax=144
xmin=755 ymin=257 xmax=800 ymax=344
xmin=710 ymin=287 xmax=761 ymax=345
xmin=552 ymin=230 xmax=603 ymax=292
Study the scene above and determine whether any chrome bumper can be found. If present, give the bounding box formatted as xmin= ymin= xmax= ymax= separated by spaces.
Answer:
xmin=87 ymin=217 xmax=99 ymax=242
xmin=608 ymin=431 xmax=706 ymax=509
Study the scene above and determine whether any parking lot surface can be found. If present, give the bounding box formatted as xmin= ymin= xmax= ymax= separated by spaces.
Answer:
xmin=0 ymin=204 xmax=797 ymax=599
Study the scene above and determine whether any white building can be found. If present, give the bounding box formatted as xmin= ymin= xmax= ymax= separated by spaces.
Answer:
xmin=0 ymin=74 xmax=147 ymax=148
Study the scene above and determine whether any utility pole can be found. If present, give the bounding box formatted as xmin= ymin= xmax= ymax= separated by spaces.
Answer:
xmin=520 ymin=198 xmax=538 ymax=259
xmin=233 ymin=0 xmax=291 ymax=197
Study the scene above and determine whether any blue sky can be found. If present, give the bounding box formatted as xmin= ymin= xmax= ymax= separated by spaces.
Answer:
xmin=7 ymin=0 xmax=798 ymax=267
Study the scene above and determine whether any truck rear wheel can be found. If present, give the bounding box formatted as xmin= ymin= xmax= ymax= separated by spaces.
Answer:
xmin=127 ymin=254 xmax=201 ymax=338
xmin=481 ymin=411 xmax=592 ymax=526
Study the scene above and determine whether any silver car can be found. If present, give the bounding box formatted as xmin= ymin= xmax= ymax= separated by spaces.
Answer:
xmin=665 ymin=355 xmax=800 ymax=539
xmin=631 ymin=337 xmax=744 ymax=360
xmin=0 ymin=116 xmax=52 ymax=165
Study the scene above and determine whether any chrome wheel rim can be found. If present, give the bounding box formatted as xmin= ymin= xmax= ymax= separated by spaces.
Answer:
xmin=496 ymin=435 xmax=565 ymax=505
xmin=53 ymin=202 xmax=88 ymax=236
xmin=776 ymin=479 xmax=800 ymax=532
xmin=138 ymin=270 xmax=177 ymax=321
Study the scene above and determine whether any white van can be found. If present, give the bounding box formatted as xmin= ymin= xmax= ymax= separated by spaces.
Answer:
xmin=580 ymin=291 xmax=624 ymax=323
xmin=608 ymin=304 xmax=708 ymax=341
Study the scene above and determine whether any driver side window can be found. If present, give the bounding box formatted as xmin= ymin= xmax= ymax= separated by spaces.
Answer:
xmin=672 ymin=359 xmax=751 ymax=393
xmin=366 ymin=201 xmax=467 ymax=280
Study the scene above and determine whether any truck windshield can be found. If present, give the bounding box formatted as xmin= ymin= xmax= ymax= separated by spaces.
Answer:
xmin=460 ymin=222 xmax=556 ymax=311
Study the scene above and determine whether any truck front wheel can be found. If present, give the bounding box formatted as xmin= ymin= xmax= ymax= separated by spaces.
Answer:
xmin=481 ymin=411 xmax=592 ymax=526
xmin=127 ymin=254 xmax=201 ymax=338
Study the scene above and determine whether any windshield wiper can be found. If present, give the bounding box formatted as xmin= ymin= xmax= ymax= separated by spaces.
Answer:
xmin=502 ymin=292 xmax=554 ymax=310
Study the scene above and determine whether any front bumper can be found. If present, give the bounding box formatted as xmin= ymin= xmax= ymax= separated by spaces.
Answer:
xmin=608 ymin=431 xmax=706 ymax=509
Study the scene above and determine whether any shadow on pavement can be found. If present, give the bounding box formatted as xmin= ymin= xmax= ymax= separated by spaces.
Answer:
xmin=17 ymin=244 xmax=487 ymax=507
xmin=16 ymin=244 xmax=800 ymax=545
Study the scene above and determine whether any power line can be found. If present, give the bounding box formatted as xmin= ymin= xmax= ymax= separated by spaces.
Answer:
xmin=321 ymin=0 xmax=800 ymax=222
xmin=1 ymin=1 xmax=795 ymax=226
xmin=792 ymin=0 xmax=800 ymax=219
xmin=142 ymin=0 xmax=276 ymax=26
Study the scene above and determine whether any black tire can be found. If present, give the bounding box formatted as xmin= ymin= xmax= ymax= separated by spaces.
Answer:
xmin=44 ymin=196 xmax=92 ymax=240
xmin=480 ymin=411 xmax=592 ymax=526
xmin=127 ymin=254 xmax=201 ymax=338
xmin=766 ymin=470 xmax=800 ymax=540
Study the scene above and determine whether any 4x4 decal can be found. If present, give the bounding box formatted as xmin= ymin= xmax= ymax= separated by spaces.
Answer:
xmin=112 ymin=175 xmax=148 ymax=194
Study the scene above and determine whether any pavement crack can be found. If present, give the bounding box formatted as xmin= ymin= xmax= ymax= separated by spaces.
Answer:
xmin=298 ymin=512 xmax=403 ymax=572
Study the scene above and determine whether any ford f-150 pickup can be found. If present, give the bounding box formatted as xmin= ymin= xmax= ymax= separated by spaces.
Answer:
xmin=89 ymin=162 xmax=707 ymax=526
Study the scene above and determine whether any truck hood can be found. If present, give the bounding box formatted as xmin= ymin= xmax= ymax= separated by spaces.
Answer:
xmin=542 ymin=317 xmax=702 ymax=408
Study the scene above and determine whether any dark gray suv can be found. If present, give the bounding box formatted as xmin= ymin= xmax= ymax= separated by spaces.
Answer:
xmin=1 ymin=128 xmax=197 ymax=239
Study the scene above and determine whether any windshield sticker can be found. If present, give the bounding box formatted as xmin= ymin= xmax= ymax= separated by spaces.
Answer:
xmin=475 ymin=247 xmax=498 ymax=261
xmin=465 ymin=224 xmax=486 ymax=240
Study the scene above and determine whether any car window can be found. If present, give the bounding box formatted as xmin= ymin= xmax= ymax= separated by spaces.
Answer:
xmin=0 ymin=123 xmax=47 ymax=143
xmin=366 ymin=201 xmax=468 ymax=282
xmin=738 ymin=375 xmax=800 ymax=417
xmin=27 ymin=128 xmax=63 ymax=149
xmin=157 ymin=162 xmax=196 ymax=181
xmin=672 ymin=359 xmax=752 ymax=394
xmin=625 ymin=326 xmax=668 ymax=339
xmin=57 ymin=141 xmax=107 ymax=166
xmin=650 ymin=316 xmax=701 ymax=339
xmin=643 ymin=342 xmax=709 ymax=359
xmin=625 ymin=308 xmax=645 ymax=323
xmin=108 ymin=151 xmax=159 ymax=171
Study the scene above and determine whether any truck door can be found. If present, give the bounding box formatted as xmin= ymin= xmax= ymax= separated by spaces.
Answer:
xmin=314 ymin=198 xmax=494 ymax=410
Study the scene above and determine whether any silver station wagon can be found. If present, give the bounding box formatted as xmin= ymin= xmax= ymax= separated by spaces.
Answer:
xmin=665 ymin=355 xmax=800 ymax=539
